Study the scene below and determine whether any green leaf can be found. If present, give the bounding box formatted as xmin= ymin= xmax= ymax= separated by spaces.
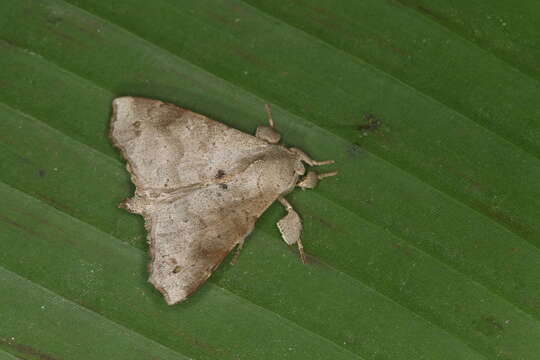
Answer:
xmin=1 ymin=0 xmax=539 ymax=359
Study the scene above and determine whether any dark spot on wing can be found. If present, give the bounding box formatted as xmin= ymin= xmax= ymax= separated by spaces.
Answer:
xmin=155 ymin=115 xmax=177 ymax=133
xmin=152 ymin=105 xmax=184 ymax=133
xmin=216 ymin=169 xmax=226 ymax=179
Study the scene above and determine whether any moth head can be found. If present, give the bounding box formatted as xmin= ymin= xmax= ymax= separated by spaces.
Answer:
xmin=296 ymin=171 xmax=319 ymax=189
xmin=256 ymin=125 xmax=281 ymax=144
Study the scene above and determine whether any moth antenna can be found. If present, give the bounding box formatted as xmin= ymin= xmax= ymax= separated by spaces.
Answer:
xmin=318 ymin=171 xmax=338 ymax=179
xmin=312 ymin=159 xmax=335 ymax=166
xmin=264 ymin=104 xmax=274 ymax=128
xmin=289 ymin=148 xmax=335 ymax=166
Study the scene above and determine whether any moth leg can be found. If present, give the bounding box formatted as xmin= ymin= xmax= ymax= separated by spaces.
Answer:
xmin=297 ymin=170 xmax=339 ymax=189
xmin=255 ymin=104 xmax=281 ymax=144
xmin=277 ymin=197 xmax=306 ymax=264
xmin=288 ymin=147 xmax=335 ymax=166
xmin=230 ymin=237 xmax=245 ymax=265
xmin=264 ymin=103 xmax=274 ymax=128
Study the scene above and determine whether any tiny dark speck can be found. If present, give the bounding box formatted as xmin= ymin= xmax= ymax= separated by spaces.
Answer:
xmin=216 ymin=169 xmax=226 ymax=179
xmin=219 ymin=183 xmax=228 ymax=190
xmin=38 ymin=169 xmax=46 ymax=178
xmin=46 ymin=14 xmax=62 ymax=25
xmin=358 ymin=114 xmax=382 ymax=132
xmin=346 ymin=143 xmax=362 ymax=158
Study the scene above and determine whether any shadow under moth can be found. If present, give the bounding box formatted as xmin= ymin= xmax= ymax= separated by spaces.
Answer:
xmin=109 ymin=97 xmax=337 ymax=304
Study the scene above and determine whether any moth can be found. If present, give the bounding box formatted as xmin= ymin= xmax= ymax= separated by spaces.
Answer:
xmin=110 ymin=97 xmax=337 ymax=304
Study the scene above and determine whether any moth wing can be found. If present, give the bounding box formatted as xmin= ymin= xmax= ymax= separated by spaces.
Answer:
xmin=109 ymin=96 xmax=272 ymax=191
xmin=147 ymin=184 xmax=274 ymax=304
xmin=110 ymin=96 xmax=303 ymax=304
xmin=147 ymin=149 xmax=301 ymax=304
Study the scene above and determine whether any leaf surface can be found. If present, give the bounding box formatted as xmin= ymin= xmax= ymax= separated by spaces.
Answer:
xmin=1 ymin=1 xmax=539 ymax=359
